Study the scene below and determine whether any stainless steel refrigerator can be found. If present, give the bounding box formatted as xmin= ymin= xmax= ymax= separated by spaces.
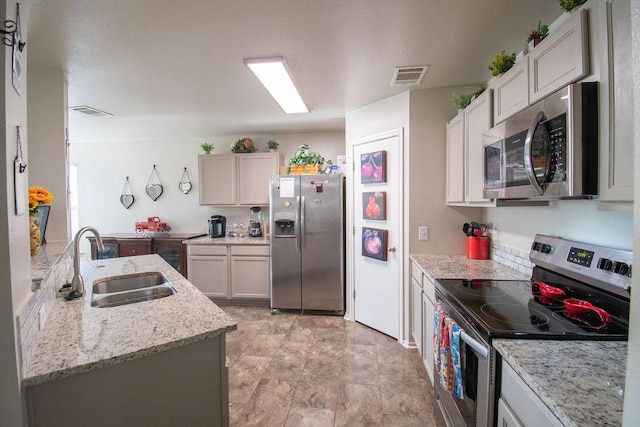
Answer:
xmin=269 ymin=174 xmax=345 ymax=314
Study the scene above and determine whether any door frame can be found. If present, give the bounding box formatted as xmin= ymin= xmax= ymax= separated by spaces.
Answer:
xmin=345 ymin=128 xmax=406 ymax=343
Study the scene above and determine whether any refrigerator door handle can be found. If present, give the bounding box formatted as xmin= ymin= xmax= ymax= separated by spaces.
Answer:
xmin=300 ymin=196 xmax=306 ymax=250
xmin=295 ymin=196 xmax=301 ymax=253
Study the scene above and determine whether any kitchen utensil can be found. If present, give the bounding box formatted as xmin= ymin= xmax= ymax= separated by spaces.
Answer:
xmin=532 ymin=281 xmax=565 ymax=298
xmin=463 ymin=223 xmax=474 ymax=236
xmin=563 ymin=298 xmax=612 ymax=324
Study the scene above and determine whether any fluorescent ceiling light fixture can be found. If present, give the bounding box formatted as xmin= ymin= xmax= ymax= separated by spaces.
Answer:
xmin=244 ymin=57 xmax=309 ymax=114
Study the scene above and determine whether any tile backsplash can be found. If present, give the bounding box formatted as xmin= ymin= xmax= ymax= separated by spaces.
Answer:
xmin=18 ymin=243 xmax=72 ymax=371
xmin=490 ymin=241 xmax=533 ymax=276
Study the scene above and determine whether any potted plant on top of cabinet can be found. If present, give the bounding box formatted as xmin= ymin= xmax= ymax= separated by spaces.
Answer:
xmin=267 ymin=139 xmax=279 ymax=152
xmin=287 ymin=144 xmax=325 ymax=174
xmin=200 ymin=142 xmax=214 ymax=154
xmin=489 ymin=50 xmax=517 ymax=77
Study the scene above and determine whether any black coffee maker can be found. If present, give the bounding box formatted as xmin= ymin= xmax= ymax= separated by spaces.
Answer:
xmin=208 ymin=215 xmax=226 ymax=238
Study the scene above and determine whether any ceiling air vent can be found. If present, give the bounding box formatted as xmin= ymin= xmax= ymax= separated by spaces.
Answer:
xmin=69 ymin=105 xmax=113 ymax=117
xmin=391 ymin=65 xmax=428 ymax=86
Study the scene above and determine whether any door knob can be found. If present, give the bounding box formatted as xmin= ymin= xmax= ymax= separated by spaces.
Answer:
xmin=388 ymin=246 xmax=396 ymax=252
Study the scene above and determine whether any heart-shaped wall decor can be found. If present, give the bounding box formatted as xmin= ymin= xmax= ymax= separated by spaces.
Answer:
xmin=120 ymin=194 xmax=134 ymax=209
xmin=178 ymin=182 xmax=192 ymax=194
xmin=146 ymin=184 xmax=163 ymax=201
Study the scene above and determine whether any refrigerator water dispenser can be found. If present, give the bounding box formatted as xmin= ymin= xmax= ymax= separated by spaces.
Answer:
xmin=274 ymin=219 xmax=295 ymax=237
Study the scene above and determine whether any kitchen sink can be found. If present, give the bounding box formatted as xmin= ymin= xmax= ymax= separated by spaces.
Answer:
xmin=90 ymin=272 xmax=177 ymax=308
xmin=92 ymin=272 xmax=168 ymax=294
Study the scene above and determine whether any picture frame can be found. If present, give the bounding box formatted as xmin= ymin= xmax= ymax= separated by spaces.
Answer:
xmin=360 ymin=150 xmax=386 ymax=183
xmin=33 ymin=205 xmax=50 ymax=245
xmin=362 ymin=227 xmax=388 ymax=261
xmin=362 ymin=191 xmax=386 ymax=220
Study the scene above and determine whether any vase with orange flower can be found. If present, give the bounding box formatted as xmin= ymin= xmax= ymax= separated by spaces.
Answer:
xmin=28 ymin=186 xmax=53 ymax=256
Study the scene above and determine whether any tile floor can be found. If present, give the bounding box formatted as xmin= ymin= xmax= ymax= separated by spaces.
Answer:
xmin=221 ymin=305 xmax=437 ymax=426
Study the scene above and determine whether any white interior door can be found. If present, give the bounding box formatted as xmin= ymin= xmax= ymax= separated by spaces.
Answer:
xmin=351 ymin=130 xmax=402 ymax=338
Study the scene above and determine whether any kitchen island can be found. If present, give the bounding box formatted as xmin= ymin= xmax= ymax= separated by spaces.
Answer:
xmin=23 ymin=254 xmax=237 ymax=426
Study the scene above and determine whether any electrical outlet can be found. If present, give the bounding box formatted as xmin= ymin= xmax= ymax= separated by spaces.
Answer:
xmin=418 ymin=226 xmax=429 ymax=241
xmin=490 ymin=228 xmax=498 ymax=242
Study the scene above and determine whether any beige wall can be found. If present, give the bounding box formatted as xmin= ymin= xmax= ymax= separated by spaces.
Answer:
xmin=27 ymin=66 xmax=70 ymax=242
xmin=2 ymin=1 xmax=30 ymax=424
xmin=408 ymin=87 xmax=484 ymax=255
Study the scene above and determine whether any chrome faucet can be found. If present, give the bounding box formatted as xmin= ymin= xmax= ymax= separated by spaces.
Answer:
xmin=66 ymin=226 xmax=104 ymax=300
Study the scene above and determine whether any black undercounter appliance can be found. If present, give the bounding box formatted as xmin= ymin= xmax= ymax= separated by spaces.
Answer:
xmin=434 ymin=234 xmax=631 ymax=427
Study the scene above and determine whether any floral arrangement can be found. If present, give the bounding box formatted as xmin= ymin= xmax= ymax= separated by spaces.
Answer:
xmin=28 ymin=186 xmax=53 ymax=214
xmin=230 ymin=137 xmax=256 ymax=153
xmin=559 ymin=0 xmax=586 ymax=12
xmin=452 ymin=93 xmax=473 ymax=111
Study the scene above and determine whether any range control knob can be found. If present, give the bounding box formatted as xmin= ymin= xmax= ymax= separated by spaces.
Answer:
xmin=532 ymin=242 xmax=542 ymax=252
xmin=541 ymin=244 xmax=553 ymax=254
xmin=614 ymin=262 xmax=630 ymax=276
xmin=597 ymin=258 xmax=614 ymax=271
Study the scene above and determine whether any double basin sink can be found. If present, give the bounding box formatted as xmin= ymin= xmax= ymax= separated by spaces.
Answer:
xmin=90 ymin=272 xmax=177 ymax=308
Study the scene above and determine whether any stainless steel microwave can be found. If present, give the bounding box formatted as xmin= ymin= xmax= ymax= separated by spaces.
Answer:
xmin=482 ymin=82 xmax=598 ymax=201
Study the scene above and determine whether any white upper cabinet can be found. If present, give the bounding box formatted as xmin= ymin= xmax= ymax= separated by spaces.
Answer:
xmin=464 ymin=90 xmax=494 ymax=204
xmin=528 ymin=9 xmax=589 ymax=103
xmin=198 ymin=152 xmax=283 ymax=206
xmin=493 ymin=60 xmax=529 ymax=125
xmin=446 ymin=113 xmax=465 ymax=204
xmin=596 ymin=0 xmax=634 ymax=202
xmin=446 ymin=90 xmax=495 ymax=207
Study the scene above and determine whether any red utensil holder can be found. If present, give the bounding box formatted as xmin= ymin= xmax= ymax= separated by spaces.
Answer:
xmin=466 ymin=236 xmax=489 ymax=259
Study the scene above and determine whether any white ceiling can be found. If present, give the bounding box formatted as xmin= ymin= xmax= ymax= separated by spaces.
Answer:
xmin=26 ymin=0 xmax=562 ymax=143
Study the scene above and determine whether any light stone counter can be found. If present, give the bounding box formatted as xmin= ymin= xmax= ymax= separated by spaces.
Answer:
xmin=494 ymin=339 xmax=626 ymax=426
xmin=186 ymin=236 xmax=269 ymax=245
xmin=409 ymin=254 xmax=530 ymax=282
xmin=22 ymin=254 xmax=237 ymax=387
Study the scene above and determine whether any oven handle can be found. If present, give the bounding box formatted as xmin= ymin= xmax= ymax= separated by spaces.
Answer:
xmin=460 ymin=330 xmax=488 ymax=360
xmin=523 ymin=110 xmax=546 ymax=196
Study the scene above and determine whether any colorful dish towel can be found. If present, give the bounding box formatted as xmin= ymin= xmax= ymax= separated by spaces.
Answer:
xmin=449 ymin=320 xmax=463 ymax=399
xmin=433 ymin=303 xmax=464 ymax=399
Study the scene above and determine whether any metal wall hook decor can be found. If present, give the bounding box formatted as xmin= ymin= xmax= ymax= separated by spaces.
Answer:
xmin=178 ymin=167 xmax=192 ymax=194
xmin=145 ymin=164 xmax=164 ymax=201
xmin=120 ymin=177 xmax=134 ymax=209
xmin=2 ymin=3 xmax=25 ymax=50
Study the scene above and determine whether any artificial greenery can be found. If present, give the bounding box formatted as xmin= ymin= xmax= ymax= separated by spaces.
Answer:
xmin=200 ymin=142 xmax=214 ymax=153
xmin=559 ymin=0 xmax=586 ymax=12
xmin=452 ymin=93 xmax=473 ymax=110
xmin=489 ymin=50 xmax=517 ymax=77
xmin=267 ymin=139 xmax=279 ymax=150
xmin=288 ymin=144 xmax=325 ymax=166
xmin=527 ymin=21 xmax=549 ymax=44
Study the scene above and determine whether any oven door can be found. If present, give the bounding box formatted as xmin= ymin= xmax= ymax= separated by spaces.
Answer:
xmin=435 ymin=292 xmax=495 ymax=427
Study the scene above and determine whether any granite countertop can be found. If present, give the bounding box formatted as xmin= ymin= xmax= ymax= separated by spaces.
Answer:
xmin=22 ymin=254 xmax=237 ymax=387
xmin=187 ymin=236 xmax=269 ymax=245
xmin=409 ymin=254 xmax=530 ymax=282
xmin=91 ymin=232 xmax=207 ymax=240
xmin=494 ymin=339 xmax=626 ymax=426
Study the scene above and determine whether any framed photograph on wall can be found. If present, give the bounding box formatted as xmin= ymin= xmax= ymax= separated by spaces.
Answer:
xmin=362 ymin=191 xmax=386 ymax=220
xmin=360 ymin=151 xmax=386 ymax=183
xmin=362 ymin=227 xmax=388 ymax=261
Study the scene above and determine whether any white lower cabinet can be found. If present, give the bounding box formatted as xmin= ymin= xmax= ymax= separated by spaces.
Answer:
xmin=188 ymin=244 xmax=269 ymax=301
xmin=422 ymin=275 xmax=436 ymax=385
xmin=499 ymin=362 xmax=563 ymax=427
xmin=230 ymin=246 xmax=270 ymax=299
xmin=411 ymin=275 xmax=423 ymax=357
xmin=187 ymin=246 xmax=228 ymax=297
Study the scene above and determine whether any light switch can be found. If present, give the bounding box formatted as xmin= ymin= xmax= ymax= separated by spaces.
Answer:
xmin=419 ymin=226 xmax=429 ymax=241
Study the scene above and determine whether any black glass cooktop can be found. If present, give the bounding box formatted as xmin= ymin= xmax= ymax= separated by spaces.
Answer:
xmin=435 ymin=275 xmax=629 ymax=342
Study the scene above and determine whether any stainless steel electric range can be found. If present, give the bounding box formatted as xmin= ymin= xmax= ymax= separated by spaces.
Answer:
xmin=433 ymin=234 xmax=632 ymax=427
